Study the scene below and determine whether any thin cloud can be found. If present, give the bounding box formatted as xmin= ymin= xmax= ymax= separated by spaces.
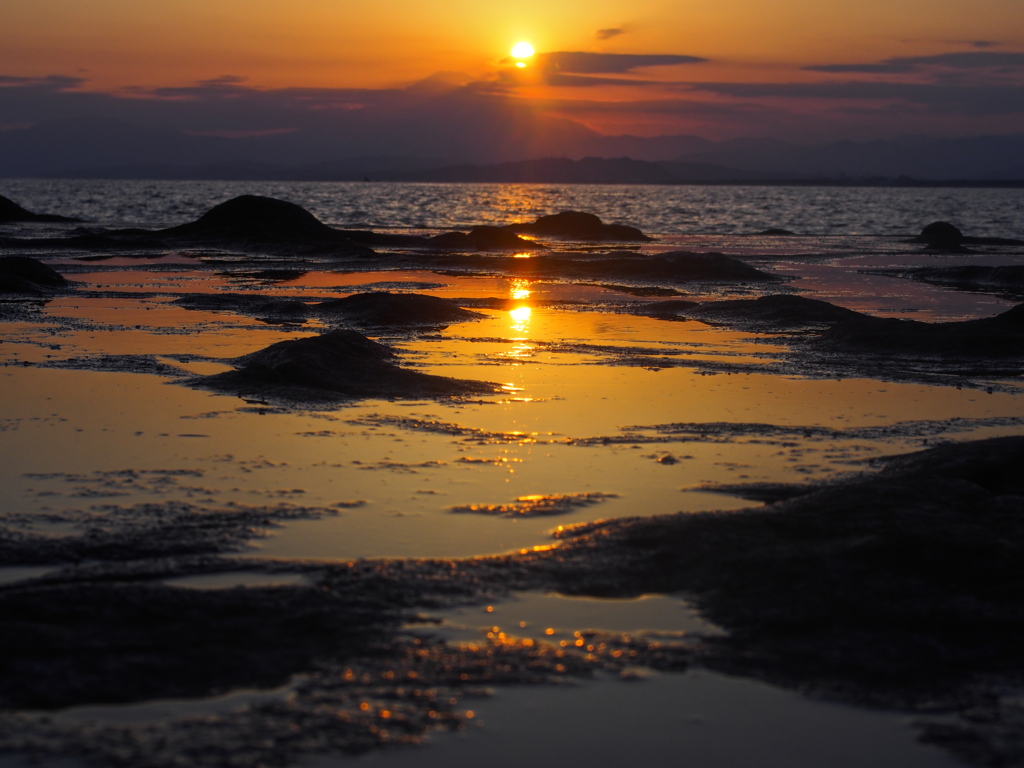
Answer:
xmin=691 ymin=79 xmax=1024 ymax=116
xmin=535 ymin=51 xmax=706 ymax=74
xmin=596 ymin=28 xmax=626 ymax=41
xmin=806 ymin=51 xmax=1024 ymax=74
xmin=0 ymin=75 xmax=85 ymax=91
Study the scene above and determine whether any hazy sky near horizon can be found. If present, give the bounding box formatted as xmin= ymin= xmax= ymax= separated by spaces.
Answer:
xmin=2 ymin=0 xmax=1023 ymax=142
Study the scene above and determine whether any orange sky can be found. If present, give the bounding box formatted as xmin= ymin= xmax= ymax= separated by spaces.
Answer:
xmin=1 ymin=0 xmax=1022 ymax=144
xmin=3 ymin=0 xmax=1022 ymax=91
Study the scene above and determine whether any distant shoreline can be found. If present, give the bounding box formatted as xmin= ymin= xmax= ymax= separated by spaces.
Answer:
xmin=13 ymin=173 xmax=1024 ymax=189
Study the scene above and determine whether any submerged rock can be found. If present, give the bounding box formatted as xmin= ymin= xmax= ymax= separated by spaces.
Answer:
xmin=758 ymin=227 xmax=795 ymax=236
xmin=315 ymin=292 xmax=485 ymax=327
xmin=0 ymin=256 xmax=70 ymax=294
xmin=0 ymin=194 xmax=79 ymax=224
xmin=508 ymin=211 xmax=651 ymax=242
xmin=194 ymin=329 xmax=498 ymax=401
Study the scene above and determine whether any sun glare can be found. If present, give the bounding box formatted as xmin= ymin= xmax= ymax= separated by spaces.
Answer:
xmin=511 ymin=42 xmax=535 ymax=59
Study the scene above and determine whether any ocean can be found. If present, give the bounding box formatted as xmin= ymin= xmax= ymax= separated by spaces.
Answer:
xmin=3 ymin=177 xmax=1023 ymax=236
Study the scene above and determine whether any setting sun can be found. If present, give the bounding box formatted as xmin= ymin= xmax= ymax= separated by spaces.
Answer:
xmin=510 ymin=41 xmax=535 ymax=59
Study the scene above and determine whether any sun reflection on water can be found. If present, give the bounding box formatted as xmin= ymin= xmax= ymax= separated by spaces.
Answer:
xmin=507 ymin=278 xmax=533 ymax=361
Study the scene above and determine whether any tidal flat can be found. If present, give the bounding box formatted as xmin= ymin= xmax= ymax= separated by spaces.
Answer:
xmin=2 ymin=185 xmax=1024 ymax=768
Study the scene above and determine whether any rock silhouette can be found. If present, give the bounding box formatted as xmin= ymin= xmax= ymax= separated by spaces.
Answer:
xmin=195 ymin=329 xmax=498 ymax=401
xmin=820 ymin=302 xmax=1024 ymax=357
xmin=878 ymin=265 xmax=1024 ymax=298
xmin=912 ymin=221 xmax=1024 ymax=251
xmin=508 ymin=211 xmax=650 ymax=242
xmin=0 ymin=194 xmax=79 ymax=224
xmin=315 ymin=292 xmax=485 ymax=327
xmin=662 ymin=294 xmax=861 ymax=330
xmin=0 ymin=256 xmax=70 ymax=294
xmin=427 ymin=226 xmax=540 ymax=251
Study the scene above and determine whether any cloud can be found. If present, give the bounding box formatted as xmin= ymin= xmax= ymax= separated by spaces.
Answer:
xmin=691 ymin=79 xmax=1024 ymax=116
xmin=596 ymin=28 xmax=625 ymax=41
xmin=0 ymin=75 xmax=85 ymax=91
xmin=534 ymin=51 xmax=706 ymax=74
xmin=806 ymin=51 xmax=1024 ymax=74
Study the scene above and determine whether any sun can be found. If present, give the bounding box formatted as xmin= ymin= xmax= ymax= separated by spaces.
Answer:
xmin=511 ymin=41 xmax=535 ymax=59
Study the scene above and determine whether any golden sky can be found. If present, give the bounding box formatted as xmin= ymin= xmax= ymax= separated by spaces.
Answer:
xmin=3 ymin=0 xmax=1022 ymax=90
xmin=1 ymin=0 xmax=1022 ymax=144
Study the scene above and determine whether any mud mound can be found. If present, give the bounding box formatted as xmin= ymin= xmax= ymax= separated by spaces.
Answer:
xmin=679 ymin=295 xmax=861 ymax=330
xmin=0 ymin=194 xmax=79 ymax=223
xmin=819 ymin=302 xmax=1024 ymax=357
xmin=0 ymin=256 xmax=70 ymax=294
xmin=172 ymin=293 xmax=310 ymax=322
xmin=195 ymin=329 xmax=498 ymax=401
xmin=315 ymin=292 xmax=485 ymax=327
xmin=508 ymin=211 xmax=651 ymax=242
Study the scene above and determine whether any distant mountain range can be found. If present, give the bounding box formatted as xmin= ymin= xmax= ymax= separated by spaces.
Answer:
xmin=1 ymin=117 xmax=1022 ymax=183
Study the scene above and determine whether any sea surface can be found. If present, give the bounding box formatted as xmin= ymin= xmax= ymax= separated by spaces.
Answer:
xmin=4 ymin=178 xmax=1024 ymax=236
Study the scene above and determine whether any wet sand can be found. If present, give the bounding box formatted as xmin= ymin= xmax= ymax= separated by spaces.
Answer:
xmin=2 ymin=198 xmax=1024 ymax=767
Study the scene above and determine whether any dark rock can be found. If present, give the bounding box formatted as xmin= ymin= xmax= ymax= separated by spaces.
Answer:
xmin=508 ymin=211 xmax=651 ymax=242
xmin=0 ymin=256 xmax=70 ymax=294
xmin=542 ymin=435 xmax=1024 ymax=691
xmin=0 ymin=194 xmax=79 ymax=223
xmin=880 ymin=266 xmax=1024 ymax=298
xmin=0 ymin=582 xmax=388 ymax=708
xmin=428 ymin=226 xmax=541 ymax=251
xmin=315 ymin=292 xmax=485 ymax=327
xmin=678 ymin=294 xmax=862 ymax=330
xmin=911 ymin=221 xmax=1024 ymax=250
xmin=165 ymin=195 xmax=335 ymax=241
xmin=472 ymin=250 xmax=779 ymax=286
xmin=759 ymin=228 xmax=795 ymax=236
xmin=161 ymin=195 xmax=374 ymax=256
xmin=820 ymin=302 xmax=1024 ymax=357
xmin=195 ymin=329 xmax=498 ymax=401
xmin=915 ymin=221 xmax=964 ymax=247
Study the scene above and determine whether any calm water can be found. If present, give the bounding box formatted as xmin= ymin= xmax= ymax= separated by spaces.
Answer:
xmin=3 ymin=178 xmax=1023 ymax=236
